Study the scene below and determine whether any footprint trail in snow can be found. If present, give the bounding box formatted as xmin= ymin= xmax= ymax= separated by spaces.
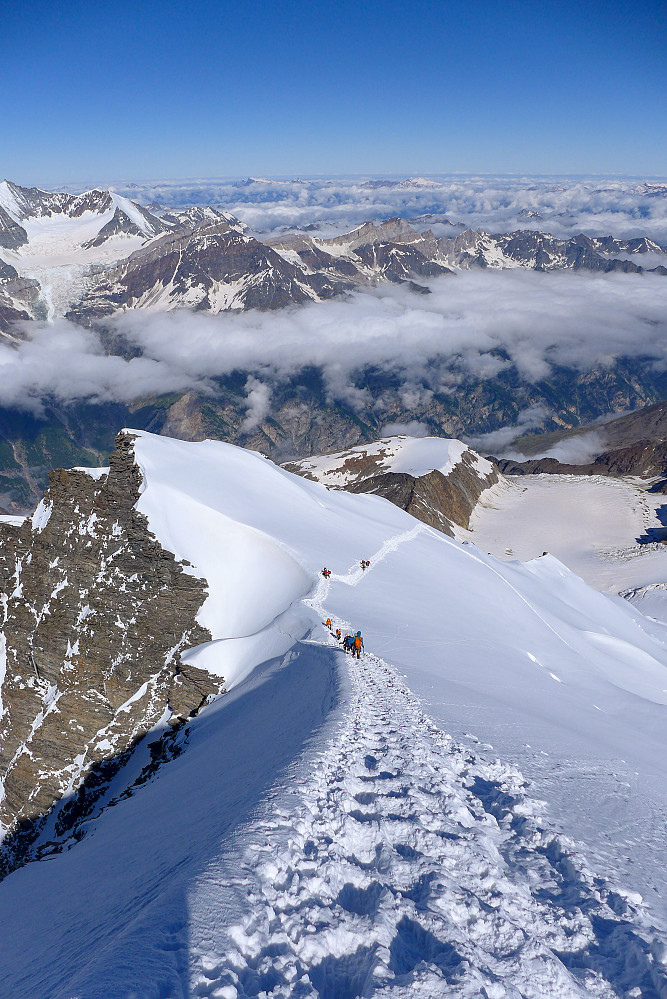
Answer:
xmin=188 ymin=547 xmax=667 ymax=999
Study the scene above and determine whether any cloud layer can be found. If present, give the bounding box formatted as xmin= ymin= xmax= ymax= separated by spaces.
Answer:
xmin=3 ymin=271 xmax=667 ymax=432
xmin=57 ymin=175 xmax=667 ymax=243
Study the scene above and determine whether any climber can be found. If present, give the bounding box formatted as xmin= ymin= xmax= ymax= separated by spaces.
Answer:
xmin=335 ymin=628 xmax=342 ymax=641
xmin=322 ymin=567 xmax=331 ymax=578
xmin=353 ymin=631 xmax=364 ymax=659
xmin=325 ymin=617 xmax=332 ymax=630
xmin=343 ymin=634 xmax=353 ymax=654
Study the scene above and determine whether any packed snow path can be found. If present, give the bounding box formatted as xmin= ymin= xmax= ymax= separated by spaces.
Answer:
xmin=187 ymin=648 xmax=666 ymax=999
xmin=181 ymin=556 xmax=667 ymax=999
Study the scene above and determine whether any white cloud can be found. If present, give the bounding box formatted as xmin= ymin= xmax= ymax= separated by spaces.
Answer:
xmin=240 ymin=376 xmax=272 ymax=432
xmin=382 ymin=420 xmax=429 ymax=437
xmin=3 ymin=270 xmax=667 ymax=428
xmin=64 ymin=175 xmax=667 ymax=242
xmin=537 ymin=432 xmax=606 ymax=464
xmin=465 ymin=406 xmax=550 ymax=455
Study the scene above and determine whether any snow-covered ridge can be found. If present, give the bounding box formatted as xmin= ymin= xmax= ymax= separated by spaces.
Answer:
xmin=1 ymin=429 xmax=667 ymax=994
xmin=284 ymin=435 xmax=492 ymax=489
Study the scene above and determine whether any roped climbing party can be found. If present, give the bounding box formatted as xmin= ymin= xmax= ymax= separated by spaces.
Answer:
xmin=321 ymin=561 xmax=366 ymax=657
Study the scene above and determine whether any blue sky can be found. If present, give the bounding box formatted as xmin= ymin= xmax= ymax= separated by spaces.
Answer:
xmin=3 ymin=0 xmax=666 ymax=183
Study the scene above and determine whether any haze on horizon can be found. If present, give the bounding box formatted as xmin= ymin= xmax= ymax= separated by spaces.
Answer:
xmin=5 ymin=0 xmax=667 ymax=183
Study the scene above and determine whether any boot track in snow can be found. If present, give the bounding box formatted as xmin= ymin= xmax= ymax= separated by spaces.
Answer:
xmin=185 ymin=545 xmax=667 ymax=998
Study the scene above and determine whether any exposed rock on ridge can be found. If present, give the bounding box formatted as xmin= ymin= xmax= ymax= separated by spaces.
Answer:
xmin=0 ymin=432 xmax=223 ymax=876
xmin=348 ymin=457 xmax=498 ymax=536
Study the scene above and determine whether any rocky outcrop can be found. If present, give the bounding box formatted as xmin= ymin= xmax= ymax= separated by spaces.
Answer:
xmin=0 ymin=432 xmax=223 ymax=876
xmin=83 ymin=206 xmax=154 ymax=247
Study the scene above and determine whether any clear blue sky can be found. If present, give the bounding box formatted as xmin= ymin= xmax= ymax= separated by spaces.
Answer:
xmin=3 ymin=0 xmax=666 ymax=183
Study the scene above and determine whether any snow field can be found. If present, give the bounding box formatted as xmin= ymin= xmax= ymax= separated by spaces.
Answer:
xmin=467 ymin=473 xmax=667 ymax=595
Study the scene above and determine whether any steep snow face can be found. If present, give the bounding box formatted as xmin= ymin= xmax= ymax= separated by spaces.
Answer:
xmin=287 ymin=435 xmax=492 ymax=488
xmin=134 ymin=436 xmax=314 ymax=687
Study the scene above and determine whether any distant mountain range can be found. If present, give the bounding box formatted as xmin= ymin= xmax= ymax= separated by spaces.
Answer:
xmin=0 ymin=180 xmax=666 ymax=514
xmin=1 ymin=179 xmax=666 ymax=332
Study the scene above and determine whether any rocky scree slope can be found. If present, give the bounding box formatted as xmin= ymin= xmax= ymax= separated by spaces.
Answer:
xmin=0 ymin=432 xmax=223 ymax=878
xmin=284 ymin=437 xmax=500 ymax=536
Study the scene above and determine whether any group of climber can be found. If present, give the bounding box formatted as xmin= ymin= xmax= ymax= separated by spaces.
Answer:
xmin=321 ymin=558 xmax=370 ymax=657
xmin=325 ymin=618 xmax=364 ymax=658
xmin=322 ymin=561 xmax=371 ymax=579
xmin=344 ymin=632 xmax=364 ymax=658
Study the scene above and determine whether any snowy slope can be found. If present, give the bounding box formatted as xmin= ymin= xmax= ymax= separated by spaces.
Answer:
xmin=1 ymin=431 xmax=667 ymax=997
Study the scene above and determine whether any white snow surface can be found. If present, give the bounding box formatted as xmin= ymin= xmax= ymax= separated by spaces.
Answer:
xmin=72 ymin=465 xmax=109 ymax=480
xmin=466 ymin=473 xmax=667 ymax=595
xmin=1 ymin=431 xmax=667 ymax=997
xmin=291 ymin=435 xmax=491 ymax=488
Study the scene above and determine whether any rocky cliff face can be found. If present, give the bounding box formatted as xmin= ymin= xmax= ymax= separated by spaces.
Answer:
xmin=0 ymin=432 xmax=223 ymax=877
xmin=0 ymin=205 xmax=27 ymax=251
xmin=346 ymin=455 xmax=499 ymax=536
xmin=0 ymin=257 xmax=41 ymax=334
